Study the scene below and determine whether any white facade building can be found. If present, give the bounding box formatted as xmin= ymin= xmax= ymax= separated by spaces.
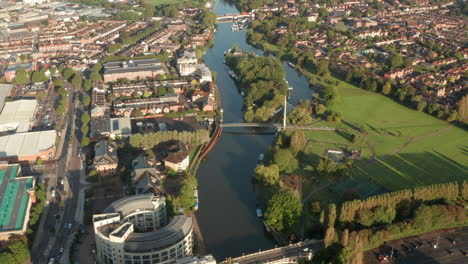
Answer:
xmin=93 ymin=194 xmax=193 ymax=264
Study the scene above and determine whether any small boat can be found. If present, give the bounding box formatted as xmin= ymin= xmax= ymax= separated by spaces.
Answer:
xmin=258 ymin=153 xmax=264 ymax=161
xmin=194 ymin=201 xmax=199 ymax=210
xmin=256 ymin=208 xmax=263 ymax=218
xmin=288 ymin=62 xmax=296 ymax=68
xmin=288 ymin=86 xmax=293 ymax=90
xmin=240 ymin=91 xmax=245 ymax=97
xmin=263 ymin=221 xmax=272 ymax=233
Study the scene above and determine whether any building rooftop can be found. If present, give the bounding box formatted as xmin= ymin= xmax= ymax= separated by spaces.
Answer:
xmin=0 ymin=130 xmax=56 ymax=158
xmin=103 ymin=59 xmax=164 ymax=75
xmin=163 ymin=150 xmax=188 ymax=164
xmin=0 ymin=99 xmax=37 ymax=133
xmin=0 ymin=164 xmax=34 ymax=232
xmin=94 ymin=139 xmax=118 ymax=164
xmin=97 ymin=194 xmax=192 ymax=251
xmin=0 ymin=84 xmax=13 ymax=112
xmin=125 ymin=215 xmax=192 ymax=252
xmin=109 ymin=117 xmax=132 ymax=136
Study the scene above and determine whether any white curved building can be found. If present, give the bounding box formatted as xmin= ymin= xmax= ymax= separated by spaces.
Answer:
xmin=93 ymin=194 xmax=193 ymax=264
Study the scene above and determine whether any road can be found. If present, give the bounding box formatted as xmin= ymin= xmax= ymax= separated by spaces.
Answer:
xmin=223 ymin=240 xmax=323 ymax=264
xmin=31 ymin=83 xmax=85 ymax=264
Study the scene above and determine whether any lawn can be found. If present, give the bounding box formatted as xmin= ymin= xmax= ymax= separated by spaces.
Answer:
xmin=334 ymin=81 xmax=449 ymax=138
xmin=356 ymin=127 xmax=468 ymax=191
xmin=299 ymin=73 xmax=468 ymax=196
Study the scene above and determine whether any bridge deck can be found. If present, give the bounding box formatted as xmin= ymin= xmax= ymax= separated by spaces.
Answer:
xmin=219 ymin=240 xmax=323 ymax=264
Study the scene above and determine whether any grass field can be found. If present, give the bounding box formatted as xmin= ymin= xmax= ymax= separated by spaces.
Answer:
xmin=300 ymin=74 xmax=468 ymax=197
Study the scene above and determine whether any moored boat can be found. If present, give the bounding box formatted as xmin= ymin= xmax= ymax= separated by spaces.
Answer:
xmin=256 ymin=208 xmax=263 ymax=218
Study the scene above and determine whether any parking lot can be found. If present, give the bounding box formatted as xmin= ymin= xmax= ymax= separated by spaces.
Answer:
xmin=365 ymin=227 xmax=468 ymax=264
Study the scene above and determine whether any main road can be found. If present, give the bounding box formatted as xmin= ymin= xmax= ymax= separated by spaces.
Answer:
xmin=31 ymin=83 xmax=85 ymax=264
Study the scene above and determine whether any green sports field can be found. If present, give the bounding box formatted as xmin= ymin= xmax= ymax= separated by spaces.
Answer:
xmin=302 ymin=75 xmax=468 ymax=194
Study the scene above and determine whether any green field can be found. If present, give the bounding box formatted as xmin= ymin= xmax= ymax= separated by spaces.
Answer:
xmin=302 ymin=75 xmax=468 ymax=195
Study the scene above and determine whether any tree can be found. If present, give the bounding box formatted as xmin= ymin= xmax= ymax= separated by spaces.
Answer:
xmin=264 ymin=191 xmax=302 ymax=232
xmin=381 ymin=82 xmax=392 ymax=95
xmin=107 ymin=93 xmax=116 ymax=102
xmin=357 ymin=206 xmax=396 ymax=226
xmin=457 ymin=95 xmax=468 ymax=123
xmin=317 ymin=59 xmax=330 ymax=76
xmin=36 ymin=157 xmax=43 ymax=165
xmin=81 ymin=125 xmax=89 ymax=136
xmin=389 ymin=53 xmax=404 ymax=69
xmin=13 ymin=67 xmax=29 ymax=84
xmin=81 ymin=137 xmax=90 ymax=147
xmin=56 ymin=104 xmax=66 ymax=115
xmin=427 ymin=103 xmax=440 ymax=115
xmin=324 ymin=204 xmax=337 ymax=247
xmin=89 ymin=71 xmax=101 ymax=81
xmin=62 ymin=67 xmax=75 ymax=80
xmin=84 ymin=79 xmax=92 ymax=91
xmin=81 ymin=113 xmax=91 ymax=124
xmin=108 ymin=43 xmax=123 ymax=54
xmin=83 ymin=95 xmax=91 ymax=106
xmin=163 ymin=5 xmax=179 ymax=18
xmin=289 ymin=130 xmax=306 ymax=154
xmin=446 ymin=110 xmax=458 ymax=122
xmin=199 ymin=11 xmax=217 ymax=30
xmin=416 ymin=101 xmax=427 ymax=112
xmin=133 ymin=109 xmax=143 ymax=117
xmin=92 ymin=63 xmax=103 ymax=72
xmin=31 ymin=70 xmax=46 ymax=82
xmin=71 ymin=74 xmax=83 ymax=88
xmin=254 ymin=164 xmax=279 ymax=186
xmin=273 ymin=149 xmax=299 ymax=174
xmin=142 ymin=3 xmax=155 ymax=18
xmin=341 ymin=229 xmax=349 ymax=247
xmin=454 ymin=51 xmax=463 ymax=61
xmin=53 ymin=78 xmax=64 ymax=89
xmin=8 ymin=239 xmax=30 ymax=264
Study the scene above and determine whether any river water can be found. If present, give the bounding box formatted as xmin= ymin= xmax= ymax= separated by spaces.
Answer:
xmin=195 ymin=0 xmax=311 ymax=259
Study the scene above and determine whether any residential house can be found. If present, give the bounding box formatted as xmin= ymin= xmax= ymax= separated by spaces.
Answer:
xmin=163 ymin=150 xmax=189 ymax=172
xmin=92 ymin=140 xmax=118 ymax=176
xmin=132 ymin=154 xmax=163 ymax=195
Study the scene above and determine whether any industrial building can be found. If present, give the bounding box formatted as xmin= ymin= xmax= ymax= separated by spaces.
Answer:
xmin=103 ymin=59 xmax=166 ymax=82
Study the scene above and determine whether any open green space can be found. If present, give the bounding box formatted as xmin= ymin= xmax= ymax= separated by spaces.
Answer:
xmin=357 ymin=127 xmax=468 ymax=191
xmin=300 ymin=73 xmax=468 ymax=197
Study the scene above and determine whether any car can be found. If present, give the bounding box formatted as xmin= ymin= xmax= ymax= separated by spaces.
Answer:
xmin=51 ymin=189 xmax=56 ymax=198
xmin=64 ymin=223 xmax=68 ymax=229
xmin=302 ymin=247 xmax=310 ymax=252
xmin=59 ymin=248 xmax=63 ymax=253
xmin=68 ymin=223 xmax=72 ymax=230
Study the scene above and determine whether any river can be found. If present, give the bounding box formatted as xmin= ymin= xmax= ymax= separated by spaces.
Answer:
xmin=195 ymin=0 xmax=312 ymax=259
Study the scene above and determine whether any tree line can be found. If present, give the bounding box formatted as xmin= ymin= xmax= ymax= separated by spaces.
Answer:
xmin=310 ymin=181 xmax=468 ymax=264
xmin=129 ymin=130 xmax=210 ymax=149
xmin=339 ymin=181 xmax=464 ymax=223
